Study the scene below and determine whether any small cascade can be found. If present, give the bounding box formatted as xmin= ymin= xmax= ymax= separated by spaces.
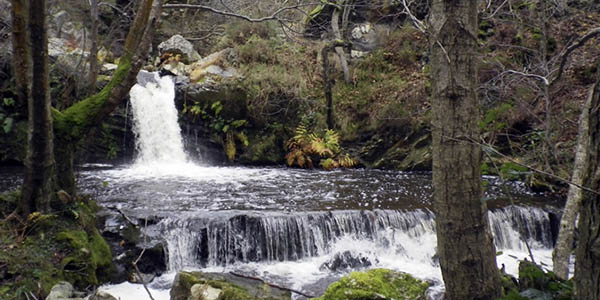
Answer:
xmin=129 ymin=71 xmax=187 ymax=165
xmin=156 ymin=205 xmax=553 ymax=272
xmin=489 ymin=205 xmax=554 ymax=250
xmin=160 ymin=210 xmax=435 ymax=270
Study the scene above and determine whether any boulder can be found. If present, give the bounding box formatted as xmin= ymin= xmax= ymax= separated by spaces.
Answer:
xmin=188 ymin=48 xmax=239 ymax=83
xmin=170 ymin=271 xmax=291 ymax=300
xmin=46 ymin=282 xmax=77 ymax=300
xmin=158 ymin=35 xmax=201 ymax=64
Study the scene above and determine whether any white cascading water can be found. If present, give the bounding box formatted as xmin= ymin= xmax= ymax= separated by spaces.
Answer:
xmin=99 ymin=71 xmax=557 ymax=300
xmin=129 ymin=72 xmax=187 ymax=166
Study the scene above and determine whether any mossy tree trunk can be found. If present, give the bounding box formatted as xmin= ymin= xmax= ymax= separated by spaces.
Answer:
xmin=429 ymin=1 xmax=502 ymax=299
xmin=18 ymin=0 xmax=57 ymax=215
xmin=574 ymin=62 xmax=600 ymax=300
xmin=53 ymin=0 xmax=162 ymax=195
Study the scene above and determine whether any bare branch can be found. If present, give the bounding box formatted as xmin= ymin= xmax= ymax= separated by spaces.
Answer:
xmin=162 ymin=2 xmax=312 ymax=23
xmin=550 ymin=27 xmax=600 ymax=87
xmin=400 ymin=0 xmax=426 ymax=33
xmin=504 ymin=70 xmax=550 ymax=86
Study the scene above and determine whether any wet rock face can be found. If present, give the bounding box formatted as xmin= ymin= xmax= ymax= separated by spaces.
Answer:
xmin=320 ymin=251 xmax=374 ymax=272
xmin=98 ymin=210 xmax=167 ymax=283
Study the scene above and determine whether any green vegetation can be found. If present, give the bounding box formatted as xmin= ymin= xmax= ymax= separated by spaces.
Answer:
xmin=498 ymin=261 xmax=573 ymax=300
xmin=285 ymin=124 xmax=356 ymax=170
xmin=313 ymin=268 xmax=429 ymax=300
xmin=0 ymin=192 xmax=114 ymax=300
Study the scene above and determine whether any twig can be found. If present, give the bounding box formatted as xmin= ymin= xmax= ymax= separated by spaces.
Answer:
xmin=133 ymin=218 xmax=154 ymax=300
xmin=133 ymin=263 xmax=156 ymax=300
xmin=114 ymin=207 xmax=138 ymax=228
xmin=229 ymin=271 xmax=316 ymax=298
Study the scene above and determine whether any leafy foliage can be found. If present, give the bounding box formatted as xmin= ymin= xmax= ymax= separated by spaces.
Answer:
xmin=285 ymin=125 xmax=356 ymax=170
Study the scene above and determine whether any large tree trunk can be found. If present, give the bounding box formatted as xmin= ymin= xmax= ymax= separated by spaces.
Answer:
xmin=552 ymin=84 xmax=591 ymax=279
xmin=429 ymin=1 xmax=502 ymax=299
xmin=574 ymin=62 xmax=600 ymax=300
xmin=20 ymin=0 xmax=57 ymax=214
xmin=53 ymin=0 xmax=162 ymax=194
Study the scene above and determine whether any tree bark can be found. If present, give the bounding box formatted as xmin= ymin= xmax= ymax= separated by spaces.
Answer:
xmin=574 ymin=62 xmax=600 ymax=300
xmin=429 ymin=1 xmax=502 ymax=299
xmin=322 ymin=40 xmax=351 ymax=130
xmin=552 ymin=84 xmax=592 ymax=279
xmin=331 ymin=2 xmax=350 ymax=84
xmin=20 ymin=0 xmax=57 ymax=214
xmin=12 ymin=0 xmax=32 ymax=215
xmin=53 ymin=0 xmax=161 ymax=194
xmin=88 ymin=0 xmax=99 ymax=92
xmin=11 ymin=0 xmax=29 ymax=118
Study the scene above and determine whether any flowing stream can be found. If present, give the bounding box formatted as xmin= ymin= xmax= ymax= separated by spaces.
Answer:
xmin=0 ymin=72 xmax=562 ymax=299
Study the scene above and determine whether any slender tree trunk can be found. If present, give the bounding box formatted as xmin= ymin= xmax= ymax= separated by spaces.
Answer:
xmin=429 ymin=1 xmax=502 ymax=299
xmin=11 ymin=0 xmax=29 ymax=118
xmin=12 ymin=0 xmax=32 ymax=215
xmin=552 ymin=86 xmax=591 ymax=279
xmin=88 ymin=0 xmax=99 ymax=92
xmin=20 ymin=0 xmax=56 ymax=214
xmin=574 ymin=62 xmax=600 ymax=300
xmin=331 ymin=2 xmax=350 ymax=84
xmin=322 ymin=45 xmax=334 ymax=130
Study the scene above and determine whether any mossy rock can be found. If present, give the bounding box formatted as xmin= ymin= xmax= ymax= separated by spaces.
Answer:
xmin=170 ymin=271 xmax=291 ymax=300
xmin=514 ymin=261 xmax=572 ymax=300
xmin=313 ymin=269 xmax=429 ymax=300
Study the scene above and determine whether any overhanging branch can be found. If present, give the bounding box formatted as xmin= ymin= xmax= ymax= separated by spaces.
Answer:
xmin=550 ymin=27 xmax=600 ymax=87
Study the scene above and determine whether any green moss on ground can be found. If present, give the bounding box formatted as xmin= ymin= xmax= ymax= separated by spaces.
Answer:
xmin=0 ymin=192 xmax=115 ymax=300
xmin=313 ymin=269 xmax=429 ymax=300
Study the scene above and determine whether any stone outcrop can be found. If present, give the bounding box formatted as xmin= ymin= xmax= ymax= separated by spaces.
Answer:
xmin=158 ymin=35 xmax=202 ymax=64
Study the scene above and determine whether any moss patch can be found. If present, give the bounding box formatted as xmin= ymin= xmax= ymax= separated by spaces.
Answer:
xmin=0 ymin=193 xmax=115 ymax=300
xmin=314 ymin=269 xmax=429 ymax=300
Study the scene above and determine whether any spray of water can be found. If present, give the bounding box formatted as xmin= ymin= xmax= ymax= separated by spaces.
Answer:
xmin=129 ymin=72 xmax=187 ymax=166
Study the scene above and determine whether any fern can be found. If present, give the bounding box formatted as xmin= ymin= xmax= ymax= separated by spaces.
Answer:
xmin=285 ymin=125 xmax=356 ymax=170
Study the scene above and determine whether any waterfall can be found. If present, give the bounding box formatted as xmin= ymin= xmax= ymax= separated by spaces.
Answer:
xmin=129 ymin=71 xmax=187 ymax=165
xmin=157 ymin=205 xmax=553 ymax=272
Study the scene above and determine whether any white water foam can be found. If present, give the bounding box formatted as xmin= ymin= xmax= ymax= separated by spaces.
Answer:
xmin=100 ymin=207 xmax=555 ymax=300
xmin=129 ymin=72 xmax=187 ymax=166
